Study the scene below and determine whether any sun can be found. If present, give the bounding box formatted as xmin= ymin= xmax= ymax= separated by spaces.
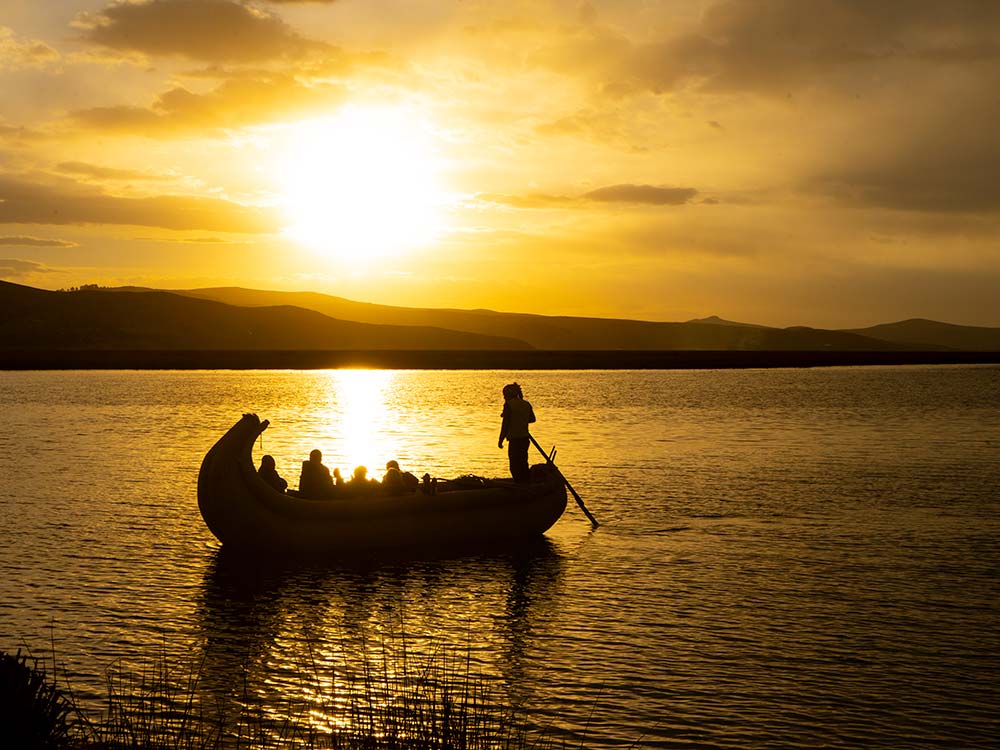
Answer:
xmin=275 ymin=105 xmax=446 ymax=264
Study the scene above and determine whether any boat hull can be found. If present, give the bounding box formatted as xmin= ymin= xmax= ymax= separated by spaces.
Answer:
xmin=197 ymin=414 xmax=567 ymax=555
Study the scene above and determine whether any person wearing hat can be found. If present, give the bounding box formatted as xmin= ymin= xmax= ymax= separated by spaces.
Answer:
xmin=498 ymin=382 xmax=536 ymax=482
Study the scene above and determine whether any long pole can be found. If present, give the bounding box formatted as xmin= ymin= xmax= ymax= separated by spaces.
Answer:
xmin=528 ymin=434 xmax=599 ymax=528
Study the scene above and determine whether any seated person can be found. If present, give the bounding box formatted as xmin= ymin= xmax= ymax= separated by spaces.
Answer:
xmin=382 ymin=461 xmax=405 ymax=495
xmin=258 ymin=454 xmax=287 ymax=493
xmin=382 ymin=460 xmax=419 ymax=495
xmin=347 ymin=465 xmax=378 ymax=494
xmin=299 ymin=449 xmax=335 ymax=498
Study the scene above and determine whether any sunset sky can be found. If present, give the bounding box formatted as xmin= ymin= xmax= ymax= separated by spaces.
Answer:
xmin=2 ymin=0 xmax=999 ymax=328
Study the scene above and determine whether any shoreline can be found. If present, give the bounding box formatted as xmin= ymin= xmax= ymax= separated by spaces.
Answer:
xmin=2 ymin=349 xmax=1000 ymax=370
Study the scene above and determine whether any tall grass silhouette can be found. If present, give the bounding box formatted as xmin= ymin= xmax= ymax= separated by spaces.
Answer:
xmin=2 ymin=639 xmax=553 ymax=750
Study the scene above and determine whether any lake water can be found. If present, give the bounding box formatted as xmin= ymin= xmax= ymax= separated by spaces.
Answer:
xmin=1 ymin=366 xmax=998 ymax=749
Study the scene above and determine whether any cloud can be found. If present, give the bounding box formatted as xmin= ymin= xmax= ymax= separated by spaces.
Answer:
xmin=0 ymin=173 xmax=281 ymax=233
xmin=533 ymin=104 xmax=664 ymax=152
xmin=70 ymin=105 xmax=161 ymax=132
xmin=0 ymin=236 xmax=78 ymax=247
xmin=71 ymin=73 xmax=345 ymax=134
xmin=807 ymin=75 xmax=1000 ymax=214
xmin=535 ymin=1 xmax=1000 ymax=96
xmin=76 ymin=0 xmax=328 ymax=62
xmin=0 ymin=258 xmax=59 ymax=277
xmin=527 ymin=1 xmax=1000 ymax=216
xmin=134 ymin=235 xmax=231 ymax=243
xmin=583 ymin=184 xmax=698 ymax=205
xmin=478 ymin=193 xmax=575 ymax=209
xmin=481 ymin=184 xmax=699 ymax=209
xmin=56 ymin=162 xmax=171 ymax=181
xmin=681 ymin=0 xmax=1000 ymax=92
xmin=0 ymin=26 xmax=60 ymax=70
xmin=813 ymin=155 xmax=1000 ymax=214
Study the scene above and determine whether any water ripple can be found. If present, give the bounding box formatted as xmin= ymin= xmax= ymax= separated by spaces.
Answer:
xmin=1 ymin=367 xmax=998 ymax=748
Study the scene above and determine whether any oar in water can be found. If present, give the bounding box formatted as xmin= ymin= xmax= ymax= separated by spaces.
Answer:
xmin=528 ymin=434 xmax=599 ymax=528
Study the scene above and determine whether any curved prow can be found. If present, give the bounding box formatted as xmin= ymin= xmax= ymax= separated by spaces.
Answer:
xmin=197 ymin=413 xmax=269 ymax=546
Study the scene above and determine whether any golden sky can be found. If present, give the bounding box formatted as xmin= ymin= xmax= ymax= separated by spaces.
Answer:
xmin=1 ymin=0 xmax=999 ymax=327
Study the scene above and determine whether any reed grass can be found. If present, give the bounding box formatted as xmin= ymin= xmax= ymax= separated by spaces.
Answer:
xmin=1 ymin=642 xmax=554 ymax=750
xmin=0 ymin=648 xmax=82 ymax=749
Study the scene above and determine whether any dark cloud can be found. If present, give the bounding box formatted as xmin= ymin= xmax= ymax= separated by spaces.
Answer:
xmin=814 ymin=155 xmax=1000 ymax=214
xmin=528 ymin=1 xmax=1000 ymax=216
xmin=77 ymin=0 xmax=328 ymax=62
xmin=539 ymin=1 xmax=1000 ymax=95
xmin=809 ymin=77 xmax=1000 ymax=214
xmin=681 ymin=0 xmax=1000 ymax=92
xmin=0 ymin=258 xmax=58 ymax=277
xmin=482 ymin=184 xmax=698 ymax=209
xmin=0 ymin=236 xmax=78 ymax=247
xmin=0 ymin=174 xmax=280 ymax=233
xmin=583 ymin=184 xmax=697 ymax=205
xmin=72 ymin=74 xmax=344 ymax=134
xmin=57 ymin=162 xmax=170 ymax=181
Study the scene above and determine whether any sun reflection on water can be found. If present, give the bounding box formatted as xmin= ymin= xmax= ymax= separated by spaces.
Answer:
xmin=280 ymin=369 xmax=404 ymax=483
xmin=326 ymin=369 xmax=397 ymax=474
xmin=195 ymin=540 xmax=566 ymax=747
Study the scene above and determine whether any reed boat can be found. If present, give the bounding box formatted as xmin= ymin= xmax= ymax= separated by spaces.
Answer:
xmin=197 ymin=414 xmax=567 ymax=555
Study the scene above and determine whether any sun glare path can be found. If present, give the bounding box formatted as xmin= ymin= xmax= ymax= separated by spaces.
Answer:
xmin=328 ymin=369 xmax=396 ymax=474
xmin=276 ymin=106 xmax=446 ymax=264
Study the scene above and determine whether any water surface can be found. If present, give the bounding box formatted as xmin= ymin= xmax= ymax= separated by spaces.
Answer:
xmin=1 ymin=367 xmax=998 ymax=748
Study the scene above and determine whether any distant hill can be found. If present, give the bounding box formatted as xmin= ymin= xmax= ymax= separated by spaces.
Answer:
xmin=168 ymin=287 xmax=925 ymax=351
xmin=0 ymin=281 xmax=532 ymax=350
xmin=845 ymin=319 xmax=1000 ymax=351
xmin=5 ymin=281 xmax=997 ymax=355
xmin=686 ymin=315 xmax=769 ymax=329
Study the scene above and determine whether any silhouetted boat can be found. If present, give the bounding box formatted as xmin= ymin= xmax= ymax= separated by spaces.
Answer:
xmin=197 ymin=414 xmax=567 ymax=555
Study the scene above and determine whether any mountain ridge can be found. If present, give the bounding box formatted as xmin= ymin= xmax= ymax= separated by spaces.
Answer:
xmin=844 ymin=318 xmax=1000 ymax=351
xmin=166 ymin=286 xmax=940 ymax=351
xmin=0 ymin=280 xmax=533 ymax=351
xmin=4 ymin=280 xmax=999 ymax=352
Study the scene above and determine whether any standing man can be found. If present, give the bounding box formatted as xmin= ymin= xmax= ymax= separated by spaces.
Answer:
xmin=498 ymin=382 xmax=536 ymax=482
